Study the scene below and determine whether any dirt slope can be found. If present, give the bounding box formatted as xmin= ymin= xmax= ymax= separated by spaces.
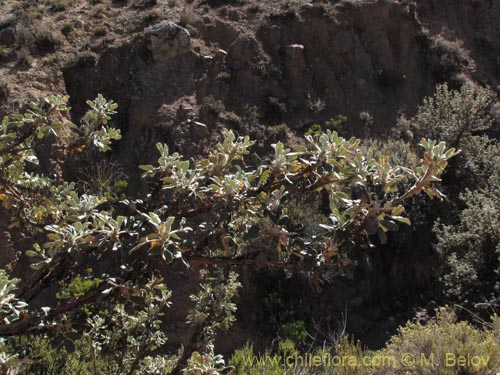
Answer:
xmin=1 ymin=0 xmax=499 ymax=168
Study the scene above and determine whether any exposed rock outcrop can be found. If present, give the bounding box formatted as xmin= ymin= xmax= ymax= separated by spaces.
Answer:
xmin=144 ymin=21 xmax=191 ymax=61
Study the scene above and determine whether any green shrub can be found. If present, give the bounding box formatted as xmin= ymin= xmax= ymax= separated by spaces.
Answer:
xmin=16 ymin=46 xmax=33 ymax=66
xmin=231 ymin=310 xmax=500 ymax=375
xmin=179 ymin=7 xmax=197 ymax=27
xmin=78 ymin=159 xmax=128 ymax=202
xmin=230 ymin=344 xmax=283 ymax=375
xmin=416 ymin=83 xmax=494 ymax=148
xmin=0 ymin=44 xmax=9 ymax=58
xmin=92 ymin=4 xmax=108 ymax=18
xmin=380 ymin=308 xmax=500 ymax=375
xmin=13 ymin=335 xmax=118 ymax=375
xmin=57 ymin=273 xmax=103 ymax=300
xmin=229 ymin=337 xmax=374 ymax=375
xmin=325 ymin=115 xmax=348 ymax=131
xmin=92 ymin=25 xmax=109 ymax=37
xmin=144 ymin=10 xmax=165 ymax=24
xmin=305 ymin=116 xmax=348 ymax=137
xmin=363 ymin=138 xmax=418 ymax=170
xmin=61 ymin=21 xmax=75 ymax=36
xmin=417 ymin=34 xmax=468 ymax=83
xmin=416 ymin=83 xmax=500 ymax=305
xmin=16 ymin=21 xmax=63 ymax=53
xmin=435 ymin=184 xmax=500 ymax=304
xmin=45 ymin=0 xmax=75 ymax=12
xmin=305 ymin=123 xmax=322 ymax=137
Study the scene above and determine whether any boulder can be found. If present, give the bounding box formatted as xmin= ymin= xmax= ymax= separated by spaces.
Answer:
xmin=144 ymin=21 xmax=191 ymax=61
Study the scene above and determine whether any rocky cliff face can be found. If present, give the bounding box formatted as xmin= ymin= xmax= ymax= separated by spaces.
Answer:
xmin=56 ymin=0 xmax=500 ymax=178
xmin=418 ymin=0 xmax=500 ymax=87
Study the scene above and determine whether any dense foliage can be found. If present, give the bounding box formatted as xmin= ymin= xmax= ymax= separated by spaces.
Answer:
xmin=416 ymin=83 xmax=500 ymax=306
xmin=0 ymin=92 xmax=459 ymax=373
xmin=229 ymin=308 xmax=500 ymax=375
